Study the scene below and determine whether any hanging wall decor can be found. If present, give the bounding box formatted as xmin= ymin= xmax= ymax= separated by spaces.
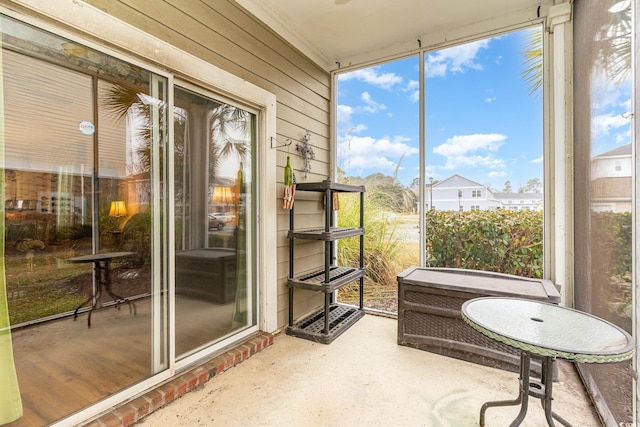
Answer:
xmin=296 ymin=130 xmax=315 ymax=180
xmin=282 ymin=155 xmax=295 ymax=209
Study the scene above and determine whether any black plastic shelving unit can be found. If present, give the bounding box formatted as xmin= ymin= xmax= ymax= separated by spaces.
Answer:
xmin=287 ymin=179 xmax=365 ymax=344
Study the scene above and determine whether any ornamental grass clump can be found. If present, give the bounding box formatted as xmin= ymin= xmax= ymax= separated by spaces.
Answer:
xmin=336 ymin=191 xmax=399 ymax=287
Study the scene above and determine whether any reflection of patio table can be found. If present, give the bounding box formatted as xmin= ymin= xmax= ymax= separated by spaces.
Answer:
xmin=68 ymin=251 xmax=137 ymax=328
xmin=461 ymin=297 xmax=634 ymax=427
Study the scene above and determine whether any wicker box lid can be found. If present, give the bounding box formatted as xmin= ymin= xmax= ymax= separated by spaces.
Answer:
xmin=397 ymin=267 xmax=560 ymax=303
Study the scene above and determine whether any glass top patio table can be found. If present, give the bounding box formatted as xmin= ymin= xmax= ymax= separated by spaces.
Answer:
xmin=461 ymin=297 xmax=634 ymax=363
xmin=68 ymin=251 xmax=137 ymax=328
xmin=67 ymin=251 xmax=136 ymax=264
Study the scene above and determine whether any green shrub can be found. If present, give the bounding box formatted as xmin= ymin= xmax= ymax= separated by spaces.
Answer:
xmin=209 ymin=232 xmax=236 ymax=248
xmin=425 ymin=209 xmax=543 ymax=278
xmin=122 ymin=212 xmax=151 ymax=266
xmin=591 ymin=211 xmax=632 ymax=277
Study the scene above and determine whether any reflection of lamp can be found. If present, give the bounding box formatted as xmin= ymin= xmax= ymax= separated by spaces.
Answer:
xmin=212 ymin=187 xmax=233 ymax=206
xmin=109 ymin=201 xmax=127 ymax=247
xmin=109 ymin=200 xmax=127 ymax=217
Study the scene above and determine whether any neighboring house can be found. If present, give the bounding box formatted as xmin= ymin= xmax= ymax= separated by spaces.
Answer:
xmin=430 ymin=174 xmax=501 ymax=211
xmin=429 ymin=174 xmax=542 ymax=211
xmin=493 ymin=192 xmax=544 ymax=211
xmin=590 ymin=144 xmax=632 ymax=213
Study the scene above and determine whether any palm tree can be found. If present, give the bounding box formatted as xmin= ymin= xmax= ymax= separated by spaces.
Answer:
xmin=521 ymin=1 xmax=631 ymax=95
xmin=521 ymin=26 xmax=543 ymax=97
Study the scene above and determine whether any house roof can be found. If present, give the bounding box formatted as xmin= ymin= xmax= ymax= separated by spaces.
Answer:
xmin=433 ymin=174 xmax=489 ymax=189
xmin=494 ymin=192 xmax=543 ymax=200
xmin=235 ymin=0 xmax=547 ymax=71
xmin=594 ymin=143 xmax=632 ymax=158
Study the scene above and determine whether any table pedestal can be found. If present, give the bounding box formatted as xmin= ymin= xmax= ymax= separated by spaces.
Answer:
xmin=480 ymin=352 xmax=571 ymax=427
xmin=72 ymin=257 xmax=137 ymax=328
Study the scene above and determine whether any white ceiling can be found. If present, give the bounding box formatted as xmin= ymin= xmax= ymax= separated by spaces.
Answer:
xmin=235 ymin=0 xmax=549 ymax=71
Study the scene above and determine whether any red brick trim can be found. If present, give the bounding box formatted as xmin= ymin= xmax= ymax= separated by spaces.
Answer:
xmin=83 ymin=332 xmax=273 ymax=427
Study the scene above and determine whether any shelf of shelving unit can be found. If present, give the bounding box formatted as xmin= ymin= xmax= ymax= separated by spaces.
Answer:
xmin=287 ymin=303 xmax=365 ymax=344
xmin=289 ymin=265 xmax=365 ymax=293
xmin=287 ymin=179 xmax=365 ymax=344
xmin=287 ymin=227 xmax=364 ymax=241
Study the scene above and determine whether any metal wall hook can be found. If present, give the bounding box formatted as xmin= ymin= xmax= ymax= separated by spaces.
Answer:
xmin=270 ymin=136 xmax=292 ymax=149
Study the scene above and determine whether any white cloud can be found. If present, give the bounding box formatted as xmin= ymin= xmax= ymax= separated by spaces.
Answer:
xmin=338 ymin=67 xmax=403 ymax=90
xmin=336 ymin=104 xmax=354 ymax=124
xmin=337 ymin=121 xmax=367 ymax=148
xmin=484 ymin=89 xmax=496 ymax=103
xmin=620 ymin=98 xmax=632 ymax=111
xmin=443 ymin=154 xmax=505 ymax=170
xmin=613 ymin=126 xmax=632 ymax=145
xmin=433 ymin=133 xmax=506 ymax=170
xmin=404 ymin=80 xmax=420 ymax=103
xmin=591 ymin=70 xmax=632 ymax=111
xmin=347 ymin=124 xmax=367 ymax=135
xmin=592 ymin=113 xmax=631 ymax=137
xmin=425 ymin=39 xmax=491 ymax=78
xmin=532 ymin=156 xmax=543 ymax=164
xmin=361 ymin=92 xmax=386 ymax=113
xmin=339 ymin=135 xmax=419 ymax=174
xmin=434 ymin=133 xmax=505 ymax=156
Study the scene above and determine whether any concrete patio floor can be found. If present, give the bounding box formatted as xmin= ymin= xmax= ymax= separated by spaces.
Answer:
xmin=139 ymin=313 xmax=601 ymax=427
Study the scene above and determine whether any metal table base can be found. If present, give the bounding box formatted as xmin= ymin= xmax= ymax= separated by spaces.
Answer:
xmin=480 ymin=352 xmax=571 ymax=427
xmin=70 ymin=252 xmax=137 ymax=328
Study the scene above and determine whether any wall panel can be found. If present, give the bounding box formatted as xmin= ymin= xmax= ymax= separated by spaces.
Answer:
xmin=81 ymin=0 xmax=332 ymax=329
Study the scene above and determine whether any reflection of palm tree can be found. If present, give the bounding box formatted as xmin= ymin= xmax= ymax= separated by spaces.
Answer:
xmin=593 ymin=0 xmax=631 ymax=84
xmin=208 ymin=105 xmax=249 ymax=179
xmin=101 ymin=84 xmax=167 ymax=179
xmin=102 ymin=84 xmax=250 ymax=198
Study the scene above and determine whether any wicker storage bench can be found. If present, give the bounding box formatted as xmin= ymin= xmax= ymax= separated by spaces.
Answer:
xmin=397 ymin=267 xmax=561 ymax=374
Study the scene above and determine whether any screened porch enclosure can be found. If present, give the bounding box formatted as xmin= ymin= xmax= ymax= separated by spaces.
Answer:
xmin=0 ymin=0 xmax=637 ymax=425
xmin=574 ymin=0 xmax=634 ymax=423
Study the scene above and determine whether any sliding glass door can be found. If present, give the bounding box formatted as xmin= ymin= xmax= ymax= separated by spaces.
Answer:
xmin=173 ymin=85 xmax=256 ymax=360
xmin=1 ymin=9 xmax=261 ymax=426
xmin=2 ymin=15 xmax=168 ymax=425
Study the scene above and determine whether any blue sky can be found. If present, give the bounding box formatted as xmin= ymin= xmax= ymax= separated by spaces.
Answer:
xmin=336 ymin=26 xmax=632 ymax=190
